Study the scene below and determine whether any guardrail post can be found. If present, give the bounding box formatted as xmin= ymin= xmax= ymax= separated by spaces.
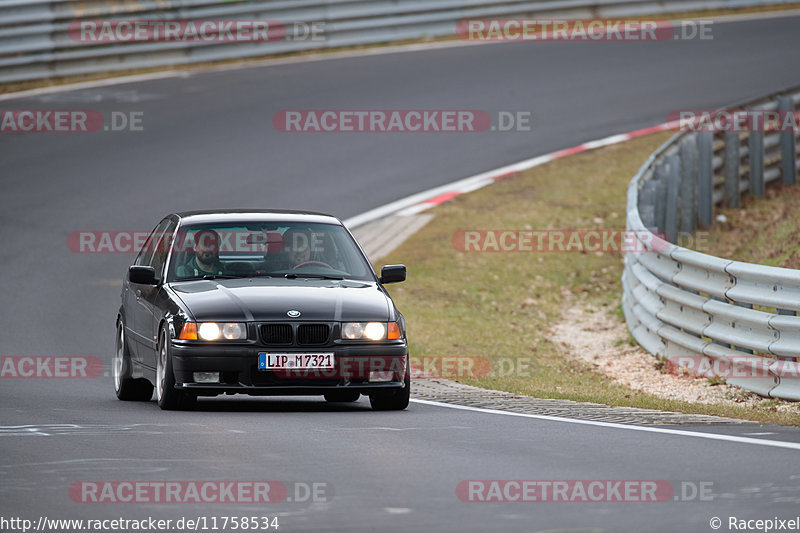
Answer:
xmin=749 ymin=130 xmax=765 ymax=198
xmin=664 ymin=155 xmax=680 ymax=243
xmin=725 ymin=131 xmax=740 ymax=208
xmin=724 ymin=132 xmax=740 ymax=207
xmin=679 ymin=135 xmax=697 ymax=237
xmin=778 ymin=96 xmax=797 ymax=185
xmin=697 ymin=132 xmax=713 ymax=227
xmin=653 ymin=171 xmax=666 ymax=234
xmin=639 ymin=181 xmax=656 ymax=229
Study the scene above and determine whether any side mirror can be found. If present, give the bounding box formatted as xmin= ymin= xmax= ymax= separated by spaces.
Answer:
xmin=129 ymin=265 xmax=157 ymax=285
xmin=379 ymin=264 xmax=406 ymax=284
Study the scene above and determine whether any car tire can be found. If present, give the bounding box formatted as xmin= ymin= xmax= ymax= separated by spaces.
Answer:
xmin=114 ymin=320 xmax=154 ymax=401
xmin=369 ymin=365 xmax=410 ymax=411
xmin=156 ymin=328 xmax=196 ymax=411
xmin=323 ymin=390 xmax=360 ymax=403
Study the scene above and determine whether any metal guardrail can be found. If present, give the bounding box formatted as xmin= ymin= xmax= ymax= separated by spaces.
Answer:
xmin=623 ymin=87 xmax=800 ymax=401
xmin=1 ymin=0 xmax=797 ymax=84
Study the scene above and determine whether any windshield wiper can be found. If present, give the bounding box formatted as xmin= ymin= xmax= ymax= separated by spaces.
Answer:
xmin=284 ymin=273 xmax=344 ymax=280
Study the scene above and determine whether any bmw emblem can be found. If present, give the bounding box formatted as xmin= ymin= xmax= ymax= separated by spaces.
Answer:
xmin=287 ymin=310 xmax=301 ymax=318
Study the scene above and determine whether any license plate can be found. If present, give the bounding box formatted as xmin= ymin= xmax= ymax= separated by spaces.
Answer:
xmin=258 ymin=353 xmax=335 ymax=370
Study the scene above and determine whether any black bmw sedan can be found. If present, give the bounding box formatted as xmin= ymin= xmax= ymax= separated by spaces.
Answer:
xmin=113 ymin=210 xmax=409 ymax=411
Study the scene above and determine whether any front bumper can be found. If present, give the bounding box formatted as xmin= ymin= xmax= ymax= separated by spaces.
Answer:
xmin=171 ymin=341 xmax=408 ymax=396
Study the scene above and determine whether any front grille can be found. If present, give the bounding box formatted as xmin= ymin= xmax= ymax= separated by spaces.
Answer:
xmin=297 ymin=324 xmax=330 ymax=346
xmin=260 ymin=324 xmax=293 ymax=345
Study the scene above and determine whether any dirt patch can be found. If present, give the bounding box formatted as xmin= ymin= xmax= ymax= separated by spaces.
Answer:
xmin=549 ymin=305 xmax=800 ymax=414
xmin=701 ymin=183 xmax=800 ymax=269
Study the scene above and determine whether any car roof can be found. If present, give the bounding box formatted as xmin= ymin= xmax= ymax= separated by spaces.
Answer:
xmin=173 ymin=209 xmax=343 ymax=226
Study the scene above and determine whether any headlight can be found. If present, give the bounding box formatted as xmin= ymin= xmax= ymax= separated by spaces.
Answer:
xmin=186 ymin=322 xmax=247 ymax=341
xmin=221 ymin=323 xmax=247 ymax=340
xmin=198 ymin=322 xmax=221 ymax=340
xmin=341 ymin=322 xmax=401 ymax=341
xmin=363 ymin=322 xmax=386 ymax=340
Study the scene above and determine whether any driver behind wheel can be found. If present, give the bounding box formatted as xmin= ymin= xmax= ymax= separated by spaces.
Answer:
xmin=176 ymin=229 xmax=226 ymax=277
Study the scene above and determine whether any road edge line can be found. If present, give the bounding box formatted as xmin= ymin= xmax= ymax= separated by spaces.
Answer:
xmin=411 ymin=399 xmax=800 ymax=450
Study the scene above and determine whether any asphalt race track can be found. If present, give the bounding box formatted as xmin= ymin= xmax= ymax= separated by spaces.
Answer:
xmin=1 ymin=13 xmax=800 ymax=533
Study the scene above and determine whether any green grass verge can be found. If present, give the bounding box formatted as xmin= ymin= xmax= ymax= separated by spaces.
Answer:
xmin=702 ymin=183 xmax=800 ymax=269
xmin=377 ymin=132 xmax=799 ymax=426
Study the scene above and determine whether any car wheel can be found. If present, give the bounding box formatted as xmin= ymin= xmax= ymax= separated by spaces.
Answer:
xmin=323 ymin=390 xmax=360 ymax=403
xmin=369 ymin=365 xmax=410 ymax=411
xmin=156 ymin=328 xmax=196 ymax=411
xmin=114 ymin=320 xmax=154 ymax=401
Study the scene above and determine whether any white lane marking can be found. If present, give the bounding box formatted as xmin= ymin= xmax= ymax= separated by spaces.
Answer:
xmin=0 ymin=423 xmax=172 ymax=437
xmin=742 ymin=432 xmax=777 ymax=436
xmin=0 ymin=71 xmax=190 ymax=102
xmin=315 ymin=425 xmax=472 ymax=432
xmin=384 ymin=508 xmax=413 ymax=514
xmin=2 ymin=10 xmax=798 ymax=102
xmin=3 ymin=458 xmax=204 ymax=467
xmin=410 ymin=399 xmax=800 ymax=451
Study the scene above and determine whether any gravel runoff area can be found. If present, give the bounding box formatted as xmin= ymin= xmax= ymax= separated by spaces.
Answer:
xmin=549 ymin=305 xmax=800 ymax=415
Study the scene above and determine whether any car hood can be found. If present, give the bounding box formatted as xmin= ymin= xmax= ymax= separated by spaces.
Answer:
xmin=169 ymin=278 xmax=392 ymax=322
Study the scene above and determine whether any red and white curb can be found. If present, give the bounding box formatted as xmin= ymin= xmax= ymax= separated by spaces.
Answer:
xmin=343 ymin=121 xmax=678 ymax=229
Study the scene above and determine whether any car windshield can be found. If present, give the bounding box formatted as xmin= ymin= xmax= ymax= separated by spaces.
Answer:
xmin=166 ymin=221 xmax=375 ymax=282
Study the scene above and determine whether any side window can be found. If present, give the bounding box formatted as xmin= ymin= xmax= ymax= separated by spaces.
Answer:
xmin=150 ymin=219 xmax=177 ymax=279
xmin=135 ymin=218 xmax=172 ymax=269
